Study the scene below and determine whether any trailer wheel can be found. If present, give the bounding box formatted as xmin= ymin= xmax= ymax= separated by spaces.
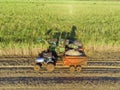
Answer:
xmin=69 ymin=66 xmax=75 ymax=73
xmin=34 ymin=64 xmax=40 ymax=71
xmin=76 ymin=66 xmax=81 ymax=72
xmin=47 ymin=63 xmax=55 ymax=72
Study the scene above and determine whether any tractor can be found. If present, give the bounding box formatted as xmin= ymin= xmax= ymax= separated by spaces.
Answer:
xmin=34 ymin=26 xmax=88 ymax=72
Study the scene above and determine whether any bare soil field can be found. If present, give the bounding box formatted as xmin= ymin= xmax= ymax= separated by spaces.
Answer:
xmin=0 ymin=76 xmax=120 ymax=89
xmin=0 ymin=52 xmax=120 ymax=90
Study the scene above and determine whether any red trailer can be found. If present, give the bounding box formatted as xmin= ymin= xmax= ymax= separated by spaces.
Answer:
xmin=56 ymin=56 xmax=87 ymax=72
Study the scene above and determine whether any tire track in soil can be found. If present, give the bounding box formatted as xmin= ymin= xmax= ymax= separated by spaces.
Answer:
xmin=88 ymin=61 xmax=120 ymax=66
xmin=1 ymin=59 xmax=120 ymax=66
xmin=0 ymin=59 xmax=34 ymax=66
xmin=1 ymin=66 xmax=120 ymax=74
xmin=0 ymin=76 xmax=120 ymax=86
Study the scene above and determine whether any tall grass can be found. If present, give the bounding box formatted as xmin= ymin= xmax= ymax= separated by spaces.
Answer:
xmin=0 ymin=1 xmax=120 ymax=56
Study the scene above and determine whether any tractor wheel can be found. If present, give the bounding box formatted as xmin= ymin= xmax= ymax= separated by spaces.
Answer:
xmin=47 ymin=63 xmax=55 ymax=72
xmin=76 ymin=66 xmax=81 ymax=72
xmin=69 ymin=66 xmax=75 ymax=73
xmin=34 ymin=64 xmax=40 ymax=71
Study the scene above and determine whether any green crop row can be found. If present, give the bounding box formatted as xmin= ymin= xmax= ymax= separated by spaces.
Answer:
xmin=0 ymin=1 xmax=120 ymax=50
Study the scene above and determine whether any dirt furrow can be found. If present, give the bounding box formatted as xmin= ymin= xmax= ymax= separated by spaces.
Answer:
xmin=0 ymin=59 xmax=120 ymax=66
xmin=0 ymin=76 xmax=120 ymax=87
xmin=0 ymin=66 xmax=120 ymax=76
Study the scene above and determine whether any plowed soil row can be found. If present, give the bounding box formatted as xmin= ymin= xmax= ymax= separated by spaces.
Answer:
xmin=0 ymin=58 xmax=120 ymax=66
xmin=0 ymin=76 xmax=120 ymax=87
xmin=0 ymin=66 xmax=120 ymax=77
